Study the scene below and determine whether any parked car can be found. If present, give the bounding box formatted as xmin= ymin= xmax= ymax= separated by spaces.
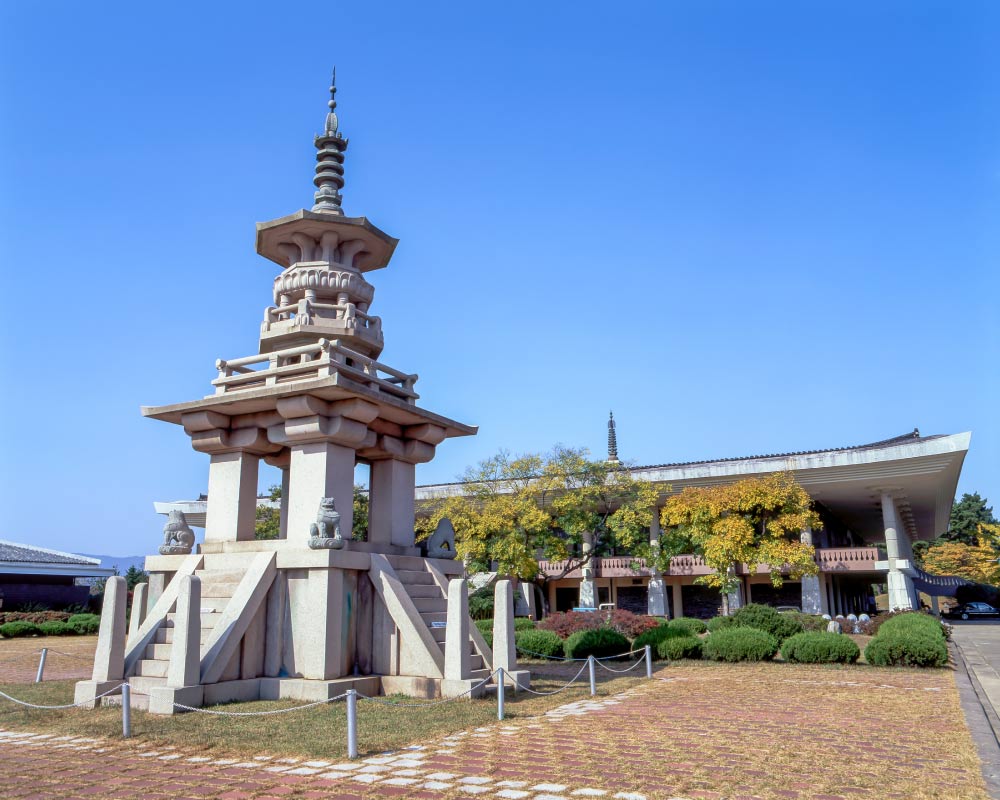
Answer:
xmin=944 ymin=602 xmax=999 ymax=620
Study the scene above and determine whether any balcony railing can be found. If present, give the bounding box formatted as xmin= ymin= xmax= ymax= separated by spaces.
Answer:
xmin=537 ymin=546 xmax=884 ymax=580
xmin=212 ymin=338 xmax=418 ymax=404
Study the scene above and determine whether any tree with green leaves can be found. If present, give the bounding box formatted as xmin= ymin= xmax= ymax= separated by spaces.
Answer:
xmin=945 ymin=493 xmax=998 ymax=545
xmin=416 ymin=446 xmax=660 ymax=596
xmin=254 ymin=483 xmax=369 ymax=540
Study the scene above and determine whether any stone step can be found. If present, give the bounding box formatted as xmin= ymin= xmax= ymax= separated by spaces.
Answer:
xmin=165 ymin=611 xmax=224 ymax=629
xmin=405 ymin=583 xmax=444 ymax=599
xmin=155 ymin=626 xmax=213 ymax=645
xmin=195 ymin=571 xmax=243 ymax=597
xmin=145 ymin=642 xmax=173 ymax=660
xmin=412 ymin=597 xmax=447 ymax=613
xmin=124 ymin=675 xmax=167 ymax=693
xmin=201 ymin=552 xmax=260 ymax=571
xmin=394 ymin=569 xmax=434 ymax=586
xmin=134 ymin=658 xmax=169 ymax=678
xmin=385 ymin=555 xmax=429 ymax=571
xmin=470 ymin=653 xmax=485 ymax=671
xmin=470 ymin=668 xmax=491 ymax=681
xmin=421 ymin=611 xmax=446 ymax=625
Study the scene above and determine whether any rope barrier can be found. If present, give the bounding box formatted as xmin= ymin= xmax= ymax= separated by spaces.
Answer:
xmin=594 ymin=654 xmax=647 ymax=674
xmin=515 ymin=660 xmax=590 ymax=696
xmin=357 ymin=671 xmax=498 ymax=707
xmin=516 ymin=645 xmax=647 ymax=662
xmin=172 ymin=692 xmax=350 ymax=716
xmin=0 ymin=682 xmax=126 ymax=710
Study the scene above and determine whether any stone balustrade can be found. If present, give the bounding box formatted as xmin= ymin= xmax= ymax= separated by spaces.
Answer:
xmin=213 ymin=338 xmax=418 ymax=403
xmin=538 ymin=546 xmax=884 ymax=580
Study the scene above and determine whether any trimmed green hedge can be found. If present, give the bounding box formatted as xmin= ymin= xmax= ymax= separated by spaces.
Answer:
xmin=68 ymin=614 xmax=101 ymax=635
xmin=514 ymin=618 xmax=536 ymax=632
xmin=0 ymin=621 xmax=42 ymax=638
xmin=668 ymin=617 xmax=707 ymax=636
xmin=864 ymin=631 xmax=948 ymax=668
xmin=38 ymin=621 xmax=77 ymax=636
xmin=515 ymin=629 xmax=564 ymax=659
xmin=703 ymin=627 xmax=779 ymax=662
xmin=474 ymin=618 xmax=494 ymax=648
xmin=631 ymin=624 xmax=681 ymax=653
xmin=563 ymin=628 xmax=631 ymax=660
xmin=876 ymin=612 xmax=949 ymax=641
xmin=732 ymin=603 xmax=803 ymax=642
xmin=780 ymin=631 xmax=860 ymax=664
xmin=707 ymin=615 xmax=736 ymax=633
xmin=657 ymin=635 xmax=703 ymax=660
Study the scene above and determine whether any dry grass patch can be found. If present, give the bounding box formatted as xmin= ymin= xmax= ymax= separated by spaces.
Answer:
xmin=0 ymin=635 xmax=96 ymax=682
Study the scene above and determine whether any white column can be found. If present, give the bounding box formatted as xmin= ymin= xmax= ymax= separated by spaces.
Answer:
xmin=279 ymin=467 xmax=290 ymax=539
xmin=579 ymin=532 xmax=596 ymax=608
xmin=647 ymin=508 xmax=666 ymax=616
xmin=368 ymin=459 xmax=416 ymax=548
xmin=286 ymin=441 xmax=355 ymax=545
xmin=800 ymin=528 xmax=823 ymax=615
xmin=205 ymin=451 xmax=260 ymax=542
xmin=492 ymin=579 xmax=517 ymax=675
xmin=672 ymin=583 xmax=684 ymax=619
xmin=882 ymin=492 xmax=917 ymax=611
xmin=444 ymin=579 xmax=470 ymax=681
xmin=167 ymin=576 xmax=201 ymax=688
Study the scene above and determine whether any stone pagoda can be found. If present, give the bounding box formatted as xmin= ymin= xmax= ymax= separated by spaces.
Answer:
xmin=75 ymin=72 xmax=528 ymax=713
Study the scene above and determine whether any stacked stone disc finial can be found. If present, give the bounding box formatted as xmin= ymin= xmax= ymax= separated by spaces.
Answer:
xmin=608 ymin=411 xmax=619 ymax=464
xmin=312 ymin=67 xmax=348 ymax=214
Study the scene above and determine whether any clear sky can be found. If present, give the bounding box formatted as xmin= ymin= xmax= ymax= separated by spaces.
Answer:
xmin=1 ymin=2 xmax=997 ymax=556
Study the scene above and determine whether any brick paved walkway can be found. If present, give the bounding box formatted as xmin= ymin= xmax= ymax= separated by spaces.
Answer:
xmin=0 ymin=662 xmax=988 ymax=800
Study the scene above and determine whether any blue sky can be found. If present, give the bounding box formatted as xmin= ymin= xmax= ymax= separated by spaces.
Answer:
xmin=1 ymin=2 xmax=997 ymax=556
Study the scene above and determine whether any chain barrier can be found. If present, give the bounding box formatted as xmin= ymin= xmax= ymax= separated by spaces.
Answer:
xmin=594 ymin=654 xmax=647 ymax=674
xmin=514 ymin=660 xmax=590 ymax=696
xmin=172 ymin=692 xmax=350 ymax=716
xmin=0 ymin=682 xmax=126 ymax=710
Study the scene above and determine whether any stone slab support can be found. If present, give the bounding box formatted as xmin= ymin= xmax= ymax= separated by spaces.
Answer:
xmin=492 ymin=580 xmax=517 ymax=675
xmin=286 ymin=441 xmax=355 ymax=545
xmin=127 ymin=582 xmax=148 ymax=641
xmin=882 ymin=492 xmax=918 ymax=611
xmin=167 ymin=575 xmax=201 ymax=688
xmin=73 ymin=576 xmax=127 ymax=708
xmin=671 ymin=583 xmax=683 ymax=619
xmin=444 ymin=579 xmax=470 ymax=681
xmin=205 ymin=451 xmax=260 ymax=542
xmin=368 ymin=458 xmax=416 ymax=548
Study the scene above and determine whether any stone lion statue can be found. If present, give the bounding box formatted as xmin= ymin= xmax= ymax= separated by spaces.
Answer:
xmin=421 ymin=517 xmax=456 ymax=560
xmin=159 ymin=510 xmax=195 ymax=555
xmin=308 ymin=497 xmax=345 ymax=550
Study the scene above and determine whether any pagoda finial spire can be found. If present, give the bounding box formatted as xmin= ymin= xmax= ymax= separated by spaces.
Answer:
xmin=312 ymin=67 xmax=348 ymax=215
xmin=607 ymin=411 xmax=619 ymax=464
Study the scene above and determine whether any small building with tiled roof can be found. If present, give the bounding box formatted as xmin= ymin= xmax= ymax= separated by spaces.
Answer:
xmin=0 ymin=540 xmax=116 ymax=610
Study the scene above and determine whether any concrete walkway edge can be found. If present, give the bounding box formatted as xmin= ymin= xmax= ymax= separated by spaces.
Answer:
xmin=952 ymin=641 xmax=1000 ymax=799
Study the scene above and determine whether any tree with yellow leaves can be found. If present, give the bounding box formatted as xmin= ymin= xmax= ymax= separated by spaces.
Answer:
xmin=660 ymin=472 xmax=820 ymax=615
xmin=416 ymin=446 xmax=660 ymax=595
xmin=923 ymin=538 xmax=1000 ymax=586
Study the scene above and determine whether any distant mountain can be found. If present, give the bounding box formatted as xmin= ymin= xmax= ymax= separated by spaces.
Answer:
xmin=80 ymin=554 xmax=147 ymax=575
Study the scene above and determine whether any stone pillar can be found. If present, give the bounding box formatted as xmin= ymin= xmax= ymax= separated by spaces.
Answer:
xmin=799 ymin=528 xmax=823 ymax=615
xmin=205 ymin=450 xmax=260 ymax=542
xmin=444 ymin=579 xmax=470 ymax=681
xmin=74 ymin=576 xmax=128 ymax=708
xmin=368 ymin=458 xmax=416 ymax=548
xmin=726 ymin=581 xmax=744 ymax=613
xmin=521 ymin=582 xmax=539 ymax=620
xmin=128 ymin=582 xmax=148 ymax=641
xmin=882 ymin=493 xmax=917 ymax=611
xmin=579 ymin=532 xmax=596 ymax=608
xmin=647 ymin=508 xmax=666 ymax=616
xmin=672 ymin=583 xmax=684 ymax=619
xmin=167 ymin=576 xmax=201 ymax=688
xmin=286 ymin=441 xmax=355 ymax=545
xmin=492 ymin=580 xmax=517 ymax=674
xmin=279 ymin=467 xmax=290 ymax=539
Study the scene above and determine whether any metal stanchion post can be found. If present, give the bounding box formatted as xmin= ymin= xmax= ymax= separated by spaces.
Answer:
xmin=588 ymin=655 xmax=596 ymax=696
xmin=645 ymin=645 xmax=653 ymax=678
xmin=35 ymin=648 xmax=48 ymax=683
xmin=121 ymin=684 xmax=131 ymax=739
xmin=346 ymin=689 xmax=358 ymax=759
xmin=497 ymin=668 xmax=505 ymax=721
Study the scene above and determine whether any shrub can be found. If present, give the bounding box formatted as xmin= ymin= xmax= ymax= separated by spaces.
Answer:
xmin=785 ymin=611 xmax=828 ymax=632
xmin=732 ymin=603 xmax=803 ymax=641
xmin=474 ymin=618 xmax=494 ymax=648
xmin=631 ymin=624 xmax=680 ymax=653
xmin=563 ymin=628 xmax=631 ymax=660
xmin=657 ymin=635 xmax=703 ymax=660
xmin=38 ymin=620 xmax=76 ymax=636
xmin=703 ymin=627 xmax=779 ymax=662
xmin=538 ymin=611 xmax=606 ymax=639
xmin=668 ymin=617 xmax=707 ymax=636
xmin=0 ymin=621 xmax=42 ymax=638
xmin=876 ymin=612 xmax=948 ymax=641
xmin=0 ymin=611 xmax=70 ymax=625
xmin=515 ymin=629 xmax=564 ymax=659
xmin=604 ymin=609 xmax=661 ymax=639
xmin=864 ymin=631 xmax=948 ymax=668
xmin=706 ymin=615 xmax=736 ymax=633
xmin=781 ymin=632 xmax=860 ymax=664
xmin=514 ymin=617 xmax=536 ymax=632
xmin=67 ymin=614 xmax=101 ymax=635
xmin=468 ymin=587 xmax=494 ymax=620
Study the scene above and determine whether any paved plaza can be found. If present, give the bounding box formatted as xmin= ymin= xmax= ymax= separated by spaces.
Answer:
xmin=1 ymin=659 xmax=989 ymax=800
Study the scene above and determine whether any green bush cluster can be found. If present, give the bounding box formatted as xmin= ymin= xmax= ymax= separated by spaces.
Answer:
xmin=864 ymin=632 xmax=948 ymax=667
xmin=862 ymin=612 xmax=949 ymax=668
xmin=702 ymin=627 xmax=779 ymax=662
xmin=68 ymin=614 xmax=101 ymax=635
xmin=657 ymin=635 xmax=703 ymax=660
xmin=514 ymin=618 xmax=536 ymax=632
xmin=38 ymin=621 xmax=76 ymax=636
xmin=474 ymin=618 xmax=493 ymax=648
xmin=630 ymin=623 xmax=681 ymax=654
xmin=0 ymin=621 xmax=42 ymax=638
xmin=667 ymin=617 xmax=707 ymax=636
xmin=468 ymin=587 xmax=494 ymax=620
xmin=780 ymin=632 xmax=860 ymax=664
xmin=732 ymin=603 xmax=803 ymax=642
xmin=706 ymin=615 xmax=736 ymax=633
xmin=563 ymin=627 xmax=631 ymax=660
xmin=515 ymin=628 xmax=564 ymax=659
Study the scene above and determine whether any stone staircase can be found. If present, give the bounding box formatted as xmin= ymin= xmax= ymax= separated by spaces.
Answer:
xmin=117 ymin=565 xmax=244 ymax=709
xmin=384 ymin=554 xmax=491 ymax=682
